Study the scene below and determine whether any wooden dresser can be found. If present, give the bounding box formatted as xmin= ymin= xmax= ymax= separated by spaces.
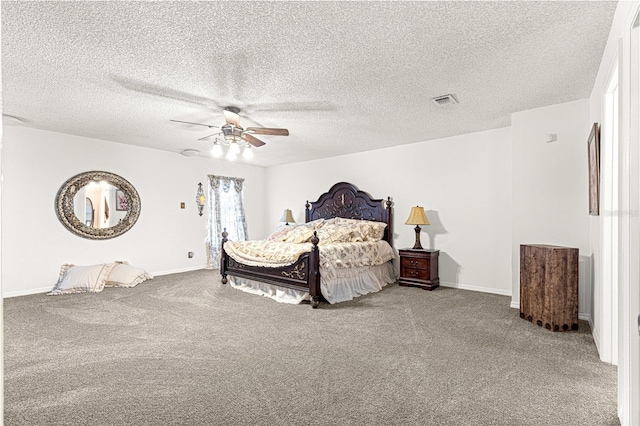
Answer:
xmin=399 ymin=249 xmax=439 ymax=290
xmin=519 ymin=244 xmax=579 ymax=332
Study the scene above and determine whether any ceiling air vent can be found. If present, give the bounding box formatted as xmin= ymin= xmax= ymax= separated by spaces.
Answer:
xmin=431 ymin=94 xmax=458 ymax=107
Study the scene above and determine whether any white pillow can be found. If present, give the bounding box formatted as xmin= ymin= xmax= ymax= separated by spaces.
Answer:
xmin=267 ymin=225 xmax=295 ymax=242
xmin=334 ymin=218 xmax=387 ymax=241
xmin=315 ymin=222 xmax=357 ymax=245
xmin=307 ymin=218 xmax=325 ymax=229
xmin=284 ymin=225 xmax=315 ymax=243
xmin=105 ymin=261 xmax=153 ymax=288
xmin=49 ymin=263 xmax=116 ymax=295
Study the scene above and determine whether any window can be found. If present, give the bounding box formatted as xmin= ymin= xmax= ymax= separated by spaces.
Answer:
xmin=205 ymin=175 xmax=248 ymax=269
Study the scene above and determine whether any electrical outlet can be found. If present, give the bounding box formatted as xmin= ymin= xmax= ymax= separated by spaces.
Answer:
xmin=188 ymin=252 xmax=194 ymax=258
xmin=180 ymin=202 xmax=185 ymax=209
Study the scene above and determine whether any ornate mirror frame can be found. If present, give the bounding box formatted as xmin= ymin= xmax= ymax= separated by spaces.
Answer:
xmin=55 ymin=171 xmax=141 ymax=240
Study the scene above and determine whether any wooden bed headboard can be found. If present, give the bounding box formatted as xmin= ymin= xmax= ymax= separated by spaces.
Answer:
xmin=305 ymin=182 xmax=393 ymax=246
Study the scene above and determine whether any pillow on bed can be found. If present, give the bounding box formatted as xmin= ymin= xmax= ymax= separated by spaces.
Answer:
xmin=307 ymin=218 xmax=325 ymax=229
xmin=104 ymin=261 xmax=153 ymax=288
xmin=267 ymin=225 xmax=295 ymax=242
xmin=315 ymin=222 xmax=354 ymax=245
xmin=49 ymin=263 xmax=117 ymax=295
xmin=282 ymin=219 xmax=326 ymax=244
xmin=358 ymin=221 xmax=387 ymax=241
xmin=268 ymin=219 xmax=324 ymax=243
xmin=284 ymin=223 xmax=317 ymax=243
xmin=334 ymin=218 xmax=387 ymax=241
xmin=334 ymin=217 xmax=365 ymax=227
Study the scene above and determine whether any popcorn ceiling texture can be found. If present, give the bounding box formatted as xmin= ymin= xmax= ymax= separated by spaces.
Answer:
xmin=2 ymin=1 xmax=617 ymax=167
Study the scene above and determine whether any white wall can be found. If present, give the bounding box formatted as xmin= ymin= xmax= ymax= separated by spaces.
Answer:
xmin=1 ymin=126 xmax=266 ymax=296
xmin=510 ymin=99 xmax=592 ymax=318
xmin=2 ymin=102 xmax=593 ymax=304
xmin=265 ymin=127 xmax=513 ymax=295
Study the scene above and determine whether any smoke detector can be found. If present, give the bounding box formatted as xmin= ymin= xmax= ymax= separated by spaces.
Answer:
xmin=431 ymin=94 xmax=458 ymax=107
xmin=181 ymin=149 xmax=200 ymax=157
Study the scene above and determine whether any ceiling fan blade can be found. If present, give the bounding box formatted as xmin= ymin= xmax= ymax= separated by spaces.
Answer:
xmin=247 ymin=101 xmax=336 ymax=113
xmin=242 ymin=133 xmax=266 ymax=147
xmin=239 ymin=115 xmax=265 ymax=128
xmin=197 ymin=132 xmax=221 ymax=141
xmin=245 ymin=127 xmax=289 ymax=136
xmin=112 ymin=75 xmax=221 ymax=109
xmin=223 ymin=109 xmax=241 ymax=127
xmin=170 ymin=119 xmax=218 ymax=128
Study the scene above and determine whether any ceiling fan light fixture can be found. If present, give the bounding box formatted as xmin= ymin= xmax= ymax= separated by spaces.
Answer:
xmin=174 ymin=106 xmax=288 ymax=161
xmin=222 ymin=124 xmax=243 ymax=142
xmin=227 ymin=141 xmax=240 ymax=160
xmin=242 ymin=145 xmax=253 ymax=159
xmin=211 ymin=140 xmax=224 ymax=158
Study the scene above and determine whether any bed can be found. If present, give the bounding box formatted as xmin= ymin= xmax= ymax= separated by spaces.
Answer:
xmin=220 ymin=182 xmax=396 ymax=308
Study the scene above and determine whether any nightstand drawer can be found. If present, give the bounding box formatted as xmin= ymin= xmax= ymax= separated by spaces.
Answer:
xmin=401 ymin=257 xmax=430 ymax=270
xmin=401 ymin=267 xmax=429 ymax=281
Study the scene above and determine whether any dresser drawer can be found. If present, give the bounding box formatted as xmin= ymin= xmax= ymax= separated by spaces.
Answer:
xmin=401 ymin=257 xmax=430 ymax=270
xmin=401 ymin=267 xmax=429 ymax=281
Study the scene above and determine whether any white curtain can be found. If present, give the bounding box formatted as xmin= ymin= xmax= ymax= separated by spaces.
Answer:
xmin=205 ymin=175 xmax=248 ymax=269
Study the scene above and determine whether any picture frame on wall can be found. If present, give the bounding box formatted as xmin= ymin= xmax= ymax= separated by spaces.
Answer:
xmin=587 ymin=122 xmax=600 ymax=216
xmin=116 ymin=189 xmax=129 ymax=211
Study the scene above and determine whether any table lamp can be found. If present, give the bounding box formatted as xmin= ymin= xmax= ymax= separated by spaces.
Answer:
xmin=405 ymin=206 xmax=429 ymax=249
xmin=280 ymin=209 xmax=295 ymax=225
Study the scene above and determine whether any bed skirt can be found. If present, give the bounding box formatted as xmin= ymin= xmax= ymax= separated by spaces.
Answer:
xmin=228 ymin=261 xmax=398 ymax=305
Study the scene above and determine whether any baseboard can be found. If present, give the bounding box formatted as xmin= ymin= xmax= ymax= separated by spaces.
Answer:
xmin=578 ymin=313 xmax=591 ymax=322
xmin=440 ymin=281 xmax=512 ymax=297
xmin=592 ymin=323 xmax=601 ymax=355
xmin=151 ymin=265 xmax=207 ymax=276
xmin=3 ymin=286 xmax=53 ymax=298
xmin=510 ymin=300 xmax=519 ymax=310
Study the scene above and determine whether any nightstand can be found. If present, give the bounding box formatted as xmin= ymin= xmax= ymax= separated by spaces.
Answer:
xmin=399 ymin=249 xmax=440 ymax=290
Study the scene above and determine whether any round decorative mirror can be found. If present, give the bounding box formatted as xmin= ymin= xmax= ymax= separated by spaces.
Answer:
xmin=55 ymin=171 xmax=141 ymax=240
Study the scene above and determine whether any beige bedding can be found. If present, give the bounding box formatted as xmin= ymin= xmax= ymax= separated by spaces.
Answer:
xmin=223 ymin=239 xmax=395 ymax=272
xmin=223 ymin=218 xmax=398 ymax=304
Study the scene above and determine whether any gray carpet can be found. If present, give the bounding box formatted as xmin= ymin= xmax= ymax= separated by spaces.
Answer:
xmin=4 ymin=270 xmax=618 ymax=425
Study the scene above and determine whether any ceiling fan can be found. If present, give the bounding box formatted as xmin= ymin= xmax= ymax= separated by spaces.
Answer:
xmin=170 ymin=106 xmax=289 ymax=148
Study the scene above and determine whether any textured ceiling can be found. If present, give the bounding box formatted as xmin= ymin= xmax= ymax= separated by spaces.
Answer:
xmin=2 ymin=1 xmax=617 ymax=167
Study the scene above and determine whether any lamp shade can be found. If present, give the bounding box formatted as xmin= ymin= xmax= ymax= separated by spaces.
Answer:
xmin=279 ymin=209 xmax=295 ymax=224
xmin=405 ymin=206 xmax=429 ymax=225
